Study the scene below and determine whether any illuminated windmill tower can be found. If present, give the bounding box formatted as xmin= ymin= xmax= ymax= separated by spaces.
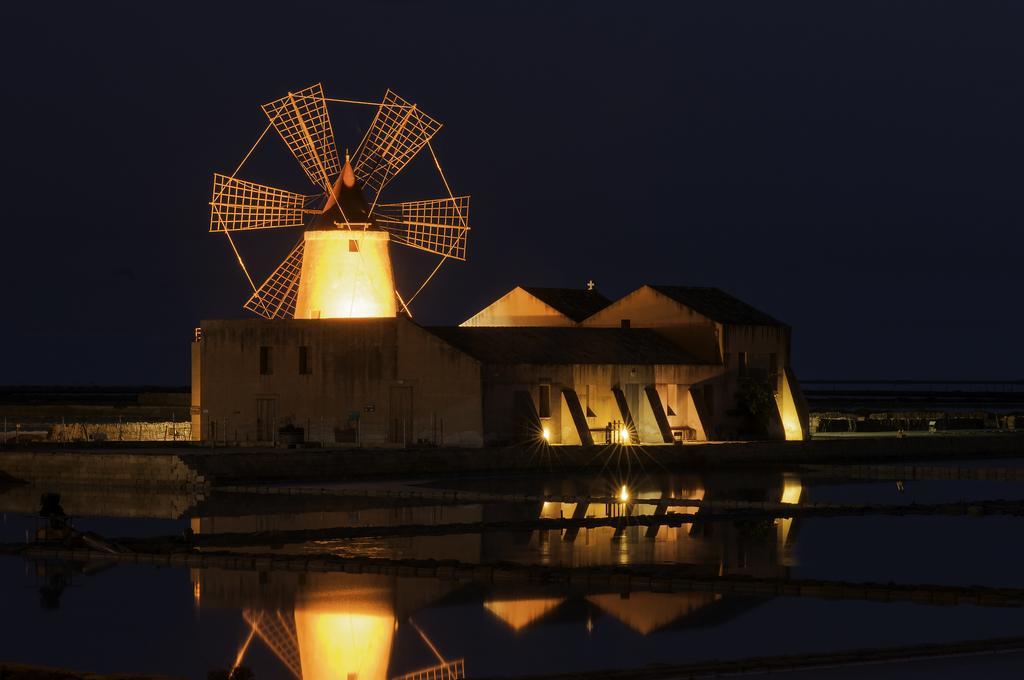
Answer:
xmin=209 ymin=84 xmax=470 ymax=319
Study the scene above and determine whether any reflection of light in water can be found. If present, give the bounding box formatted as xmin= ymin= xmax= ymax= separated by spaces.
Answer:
xmin=778 ymin=475 xmax=803 ymax=549
xmin=232 ymin=624 xmax=258 ymax=673
xmin=292 ymin=582 xmax=395 ymax=680
xmin=535 ymin=485 xmax=711 ymax=566
xmin=236 ymin=575 xmax=460 ymax=680
xmin=484 ymin=598 xmax=565 ymax=631
xmin=781 ymin=476 xmax=802 ymax=505
xmin=295 ymin=609 xmax=394 ymax=680
xmin=616 ymin=532 xmax=630 ymax=565
xmin=645 ymin=487 xmax=704 ymax=517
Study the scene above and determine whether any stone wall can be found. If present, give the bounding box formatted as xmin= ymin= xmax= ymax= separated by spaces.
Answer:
xmin=49 ymin=421 xmax=192 ymax=442
xmin=0 ymin=451 xmax=204 ymax=489
xmin=195 ymin=317 xmax=483 ymax=447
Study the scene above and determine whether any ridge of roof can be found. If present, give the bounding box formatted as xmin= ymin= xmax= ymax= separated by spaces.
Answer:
xmin=648 ymin=285 xmax=787 ymax=327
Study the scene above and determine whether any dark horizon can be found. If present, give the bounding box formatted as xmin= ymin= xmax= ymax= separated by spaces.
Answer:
xmin=3 ymin=1 xmax=1023 ymax=385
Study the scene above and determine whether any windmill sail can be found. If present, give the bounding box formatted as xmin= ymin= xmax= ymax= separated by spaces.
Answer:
xmin=244 ymin=240 xmax=305 ymax=319
xmin=353 ymin=90 xmax=442 ymax=205
xmin=209 ymin=174 xmax=316 ymax=232
xmin=375 ymin=195 xmax=470 ymax=260
xmin=262 ymin=83 xmax=341 ymax=192
xmin=215 ymin=84 xmax=469 ymax=321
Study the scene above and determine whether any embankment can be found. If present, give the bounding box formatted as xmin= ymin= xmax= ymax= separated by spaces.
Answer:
xmin=0 ymin=434 xmax=1021 ymax=488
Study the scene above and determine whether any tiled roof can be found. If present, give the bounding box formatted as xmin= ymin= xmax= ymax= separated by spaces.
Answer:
xmin=649 ymin=286 xmax=787 ymax=327
xmin=520 ymin=287 xmax=611 ymax=322
xmin=427 ymin=327 xmax=703 ymax=365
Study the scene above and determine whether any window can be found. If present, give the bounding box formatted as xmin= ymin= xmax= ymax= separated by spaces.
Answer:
xmin=620 ymin=319 xmax=631 ymax=328
xmin=349 ymin=239 xmax=359 ymax=252
xmin=538 ymin=384 xmax=551 ymax=418
xmin=259 ymin=346 xmax=273 ymax=375
xmin=299 ymin=346 xmax=312 ymax=375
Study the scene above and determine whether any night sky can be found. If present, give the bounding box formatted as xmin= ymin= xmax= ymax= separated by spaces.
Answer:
xmin=3 ymin=1 xmax=1022 ymax=385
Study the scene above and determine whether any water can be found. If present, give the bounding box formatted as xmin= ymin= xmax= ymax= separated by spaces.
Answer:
xmin=2 ymin=464 xmax=1024 ymax=678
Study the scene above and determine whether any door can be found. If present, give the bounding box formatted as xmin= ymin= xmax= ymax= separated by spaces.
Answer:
xmin=389 ymin=386 xmax=413 ymax=445
xmin=256 ymin=398 xmax=277 ymax=442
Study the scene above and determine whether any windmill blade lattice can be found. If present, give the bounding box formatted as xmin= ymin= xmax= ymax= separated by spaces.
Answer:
xmin=244 ymin=239 xmax=305 ymax=319
xmin=242 ymin=609 xmax=302 ymax=679
xmin=354 ymin=90 xmax=443 ymax=206
xmin=209 ymin=174 xmax=318 ymax=232
xmin=212 ymin=84 xmax=470 ymax=319
xmin=375 ymin=196 xmax=470 ymax=260
xmin=262 ymin=83 xmax=340 ymax=193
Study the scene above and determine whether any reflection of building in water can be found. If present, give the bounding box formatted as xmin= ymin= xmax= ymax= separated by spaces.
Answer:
xmin=190 ymin=474 xmax=804 ymax=677
xmin=483 ymin=597 xmax=565 ymax=632
xmin=483 ymin=590 xmax=723 ymax=636
xmin=484 ymin=473 xmax=803 ymax=572
xmin=190 ymin=501 xmax=485 ymax=564
xmin=195 ymin=566 xmax=757 ymax=679
xmin=189 ymin=474 xmax=803 ymax=572
xmin=584 ymin=592 xmax=720 ymax=634
xmin=778 ymin=474 xmax=803 ymax=548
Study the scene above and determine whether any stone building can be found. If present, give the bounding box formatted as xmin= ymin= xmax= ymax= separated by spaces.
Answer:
xmin=191 ymin=284 xmax=807 ymax=446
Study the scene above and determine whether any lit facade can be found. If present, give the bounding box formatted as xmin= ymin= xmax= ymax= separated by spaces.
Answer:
xmin=191 ymin=284 xmax=808 ymax=446
xmin=294 ymin=230 xmax=397 ymax=320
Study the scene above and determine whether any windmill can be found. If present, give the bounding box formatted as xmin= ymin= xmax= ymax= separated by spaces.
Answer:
xmin=209 ymin=83 xmax=470 ymax=320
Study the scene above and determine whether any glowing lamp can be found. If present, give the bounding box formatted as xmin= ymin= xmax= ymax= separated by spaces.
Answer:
xmin=619 ymin=427 xmax=630 ymax=444
xmin=619 ymin=485 xmax=630 ymax=503
xmin=542 ymin=426 xmax=551 ymax=442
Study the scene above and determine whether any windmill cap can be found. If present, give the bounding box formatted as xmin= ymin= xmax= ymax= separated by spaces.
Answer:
xmin=341 ymin=154 xmax=356 ymax=189
xmin=309 ymin=154 xmax=373 ymax=229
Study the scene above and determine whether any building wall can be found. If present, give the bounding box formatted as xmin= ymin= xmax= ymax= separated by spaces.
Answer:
xmin=582 ymin=285 xmax=803 ymax=439
xmin=194 ymin=318 xmax=483 ymax=447
xmin=460 ymin=287 xmax=575 ymax=327
xmin=478 ymin=362 xmax=720 ymax=446
xmin=190 ymin=340 xmax=202 ymax=441
xmin=582 ymin=286 xmax=722 ymax=362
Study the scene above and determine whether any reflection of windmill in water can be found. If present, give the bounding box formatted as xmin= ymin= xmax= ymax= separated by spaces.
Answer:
xmin=210 ymin=83 xmax=470 ymax=319
xmin=234 ymin=578 xmax=464 ymax=680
